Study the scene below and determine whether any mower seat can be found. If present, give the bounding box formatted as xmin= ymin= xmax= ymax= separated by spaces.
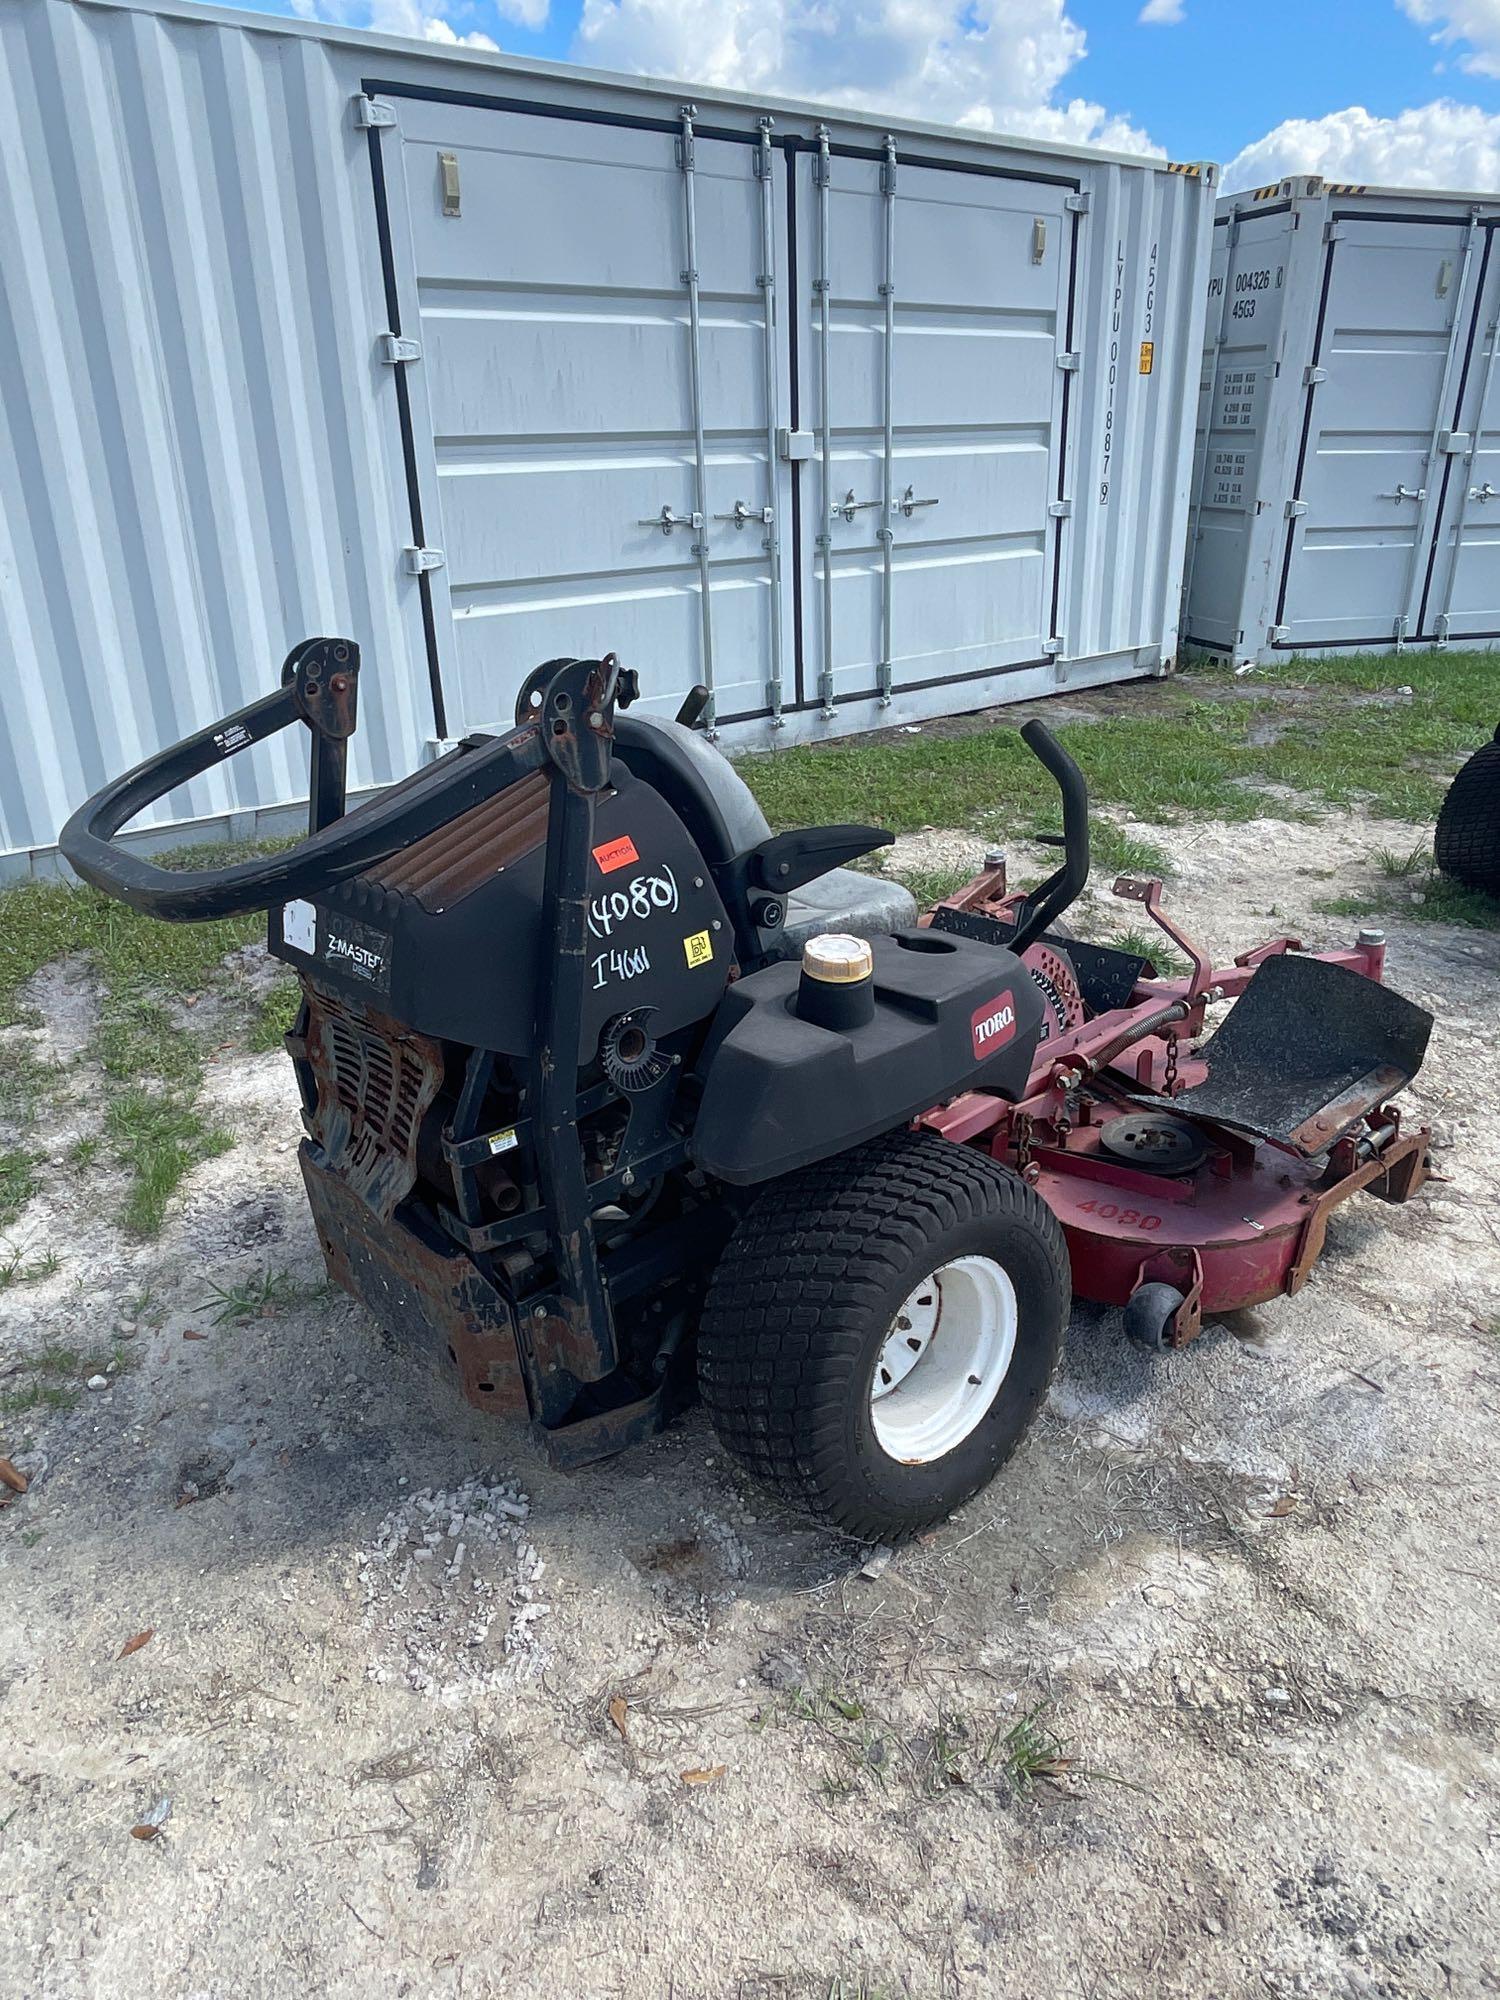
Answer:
xmin=611 ymin=711 xmax=915 ymax=948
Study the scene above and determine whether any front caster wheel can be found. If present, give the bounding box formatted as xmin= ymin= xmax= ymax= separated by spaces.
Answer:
xmin=697 ymin=1131 xmax=1071 ymax=1540
xmin=1123 ymin=1281 xmax=1187 ymax=1351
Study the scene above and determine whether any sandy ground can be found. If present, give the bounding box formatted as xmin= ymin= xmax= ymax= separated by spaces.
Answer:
xmin=2 ymin=811 xmax=1499 ymax=2000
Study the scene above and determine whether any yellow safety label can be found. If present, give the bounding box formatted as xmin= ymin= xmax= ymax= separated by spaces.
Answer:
xmin=1139 ymin=340 xmax=1155 ymax=376
xmin=683 ymin=929 xmax=715 ymax=969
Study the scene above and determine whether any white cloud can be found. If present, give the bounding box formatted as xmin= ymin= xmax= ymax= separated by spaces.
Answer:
xmin=1225 ymin=98 xmax=1500 ymax=191
xmin=573 ymin=0 xmax=1159 ymax=154
xmin=1138 ymin=0 xmax=1185 ymax=23
xmin=1400 ymin=1 xmax=1500 ymax=78
xmin=287 ymin=0 xmax=535 ymax=46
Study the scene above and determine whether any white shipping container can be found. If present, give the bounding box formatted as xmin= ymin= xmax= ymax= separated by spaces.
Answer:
xmin=1185 ymin=176 xmax=1500 ymax=666
xmin=0 ymin=0 xmax=1216 ymax=873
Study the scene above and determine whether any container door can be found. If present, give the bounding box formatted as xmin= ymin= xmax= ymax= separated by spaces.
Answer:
xmin=1423 ymin=247 xmax=1500 ymax=642
xmin=1184 ymin=210 xmax=1292 ymax=653
xmin=376 ymin=96 xmax=789 ymax=733
xmin=792 ymin=145 xmax=1073 ymax=708
xmin=1276 ymin=213 xmax=1484 ymax=649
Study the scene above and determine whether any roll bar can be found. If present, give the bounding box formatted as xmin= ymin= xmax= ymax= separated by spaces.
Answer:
xmin=1007 ymin=720 xmax=1091 ymax=954
xmin=58 ymin=637 xmax=558 ymax=922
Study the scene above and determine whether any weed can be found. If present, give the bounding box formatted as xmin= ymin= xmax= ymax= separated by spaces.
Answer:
xmin=66 ymin=1134 xmax=103 ymax=1171
xmin=1375 ymin=842 xmax=1429 ymax=879
xmin=0 ymin=1247 xmax=59 ymax=1291
xmin=989 ymin=1707 xmax=1075 ymax=1792
xmin=0 ymin=1044 xmax=52 ymax=1130
xmin=199 ymin=1267 xmax=302 ymax=1326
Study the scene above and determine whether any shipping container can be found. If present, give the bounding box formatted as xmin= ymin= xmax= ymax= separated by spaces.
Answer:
xmin=1184 ymin=176 xmax=1500 ymax=666
xmin=0 ymin=0 xmax=1216 ymax=876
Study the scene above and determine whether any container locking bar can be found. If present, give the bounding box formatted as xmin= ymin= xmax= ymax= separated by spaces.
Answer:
xmin=815 ymin=125 xmax=836 ymax=720
xmin=676 ymin=106 xmax=718 ymax=738
xmin=877 ymin=134 xmax=898 ymax=709
xmin=754 ymin=117 xmax=786 ymax=728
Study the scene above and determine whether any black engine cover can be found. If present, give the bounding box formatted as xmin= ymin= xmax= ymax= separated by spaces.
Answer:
xmin=689 ymin=929 xmax=1044 ymax=1185
xmin=266 ymin=765 xmax=731 ymax=1058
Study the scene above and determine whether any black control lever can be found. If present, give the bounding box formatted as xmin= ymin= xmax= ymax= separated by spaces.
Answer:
xmin=749 ymin=825 xmax=894 ymax=895
xmin=1008 ymin=722 xmax=1090 ymax=955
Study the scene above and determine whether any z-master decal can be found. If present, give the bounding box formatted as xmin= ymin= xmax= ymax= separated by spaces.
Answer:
xmin=319 ymin=913 xmax=392 ymax=995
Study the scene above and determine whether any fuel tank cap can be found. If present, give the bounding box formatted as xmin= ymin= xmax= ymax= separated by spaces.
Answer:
xmin=801 ymin=933 xmax=874 ymax=984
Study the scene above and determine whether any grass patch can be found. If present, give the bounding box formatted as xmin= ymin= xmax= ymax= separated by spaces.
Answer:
xmin=0 ymin=1340 xmax=133 ymax=1417
xmin=104 ymin=1090 xmax=233 ymax=1239
xmin=247 ymin=976 xmax=300 ymax=1055
xmin=0 ymin=839 xmax=292 ymax=1236
xmin=739 ymin=648 xmax=1494 ymax=853
xmin=0 ymin=1149 xmax=40 ymax=1230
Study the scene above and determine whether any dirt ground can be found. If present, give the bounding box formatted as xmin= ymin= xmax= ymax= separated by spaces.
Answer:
xmin=2 ymin=808 xmax=1499 ymax=2000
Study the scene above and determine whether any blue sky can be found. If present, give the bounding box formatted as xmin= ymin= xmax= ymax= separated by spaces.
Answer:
xmin=247 ymin=0 xmax=1500 ymax=189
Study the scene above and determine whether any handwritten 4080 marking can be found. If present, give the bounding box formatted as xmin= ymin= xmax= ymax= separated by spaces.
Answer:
xmin=587 ymin=863 xmax=680 ymax=941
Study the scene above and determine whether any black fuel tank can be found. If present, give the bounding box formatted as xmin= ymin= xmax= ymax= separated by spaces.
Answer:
xmin=689 ymin=929 xmax=1044 ymax=1185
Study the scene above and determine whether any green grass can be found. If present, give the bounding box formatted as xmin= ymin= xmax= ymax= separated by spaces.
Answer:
xmin=104 ymin=1090 xmax=233 ymax=1239
xmin=0 ymin=1340 xmax=133 ymax=1417
xmin=0 ymin=840 xmax=290 ymax=1237
xmin=0 ymin=1149 xmax=40 ymax=1230
xmin=0 ymin=1247 xmax=58 ymax=1292
xmin=738 ymin=649 xmax=1492 ymax=848
xmin=198 ymin=1266 xmax=303 ymax=1326
xmin=247 ymin=977 xmax=301 ymax=1055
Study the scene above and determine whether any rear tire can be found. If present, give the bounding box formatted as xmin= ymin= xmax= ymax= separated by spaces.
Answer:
xmin=1435 ymin=734 xmax=1500 ymax=895
xmin=698 ymin=1131 xmax=1070 ymax=1540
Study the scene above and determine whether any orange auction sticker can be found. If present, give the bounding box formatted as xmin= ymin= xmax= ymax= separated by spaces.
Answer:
xmin=592 ymin=834 xmax=640 ymax=875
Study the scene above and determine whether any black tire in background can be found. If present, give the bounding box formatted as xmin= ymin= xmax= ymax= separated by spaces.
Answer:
xmin=697 ymin=1131 xmax=1070 ymax=1541
xmin=1435 ymin=730 xmax=1500 ymax=896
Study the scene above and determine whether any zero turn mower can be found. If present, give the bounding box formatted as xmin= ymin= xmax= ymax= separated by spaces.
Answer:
xmin=63 ymin=646 xmax=1434 ymax=1540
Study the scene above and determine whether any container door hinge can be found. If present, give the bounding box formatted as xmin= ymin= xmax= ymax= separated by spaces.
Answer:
xmin=1323 ymin=221 xmax=1345 ymax=244
xmin=1042 ymin=635 xmax=1064 ymax=657
xmin=1048 ymin=498 xmax=1072 ymax=519
xmin=1393 ymin=614 xmax=1409 ymax=647
xmin=1064 ymin=192 xmax=1090 ymax=213
xmin=1435 ymin=613 xmax=1452 ymax=641
xmin=1285 ymin=498 xmax=1308 ymax=519
xmin=352 ymin=94 xmax=396 ymax=129
xmin=1303 ymin=365 xmax=1327 ymax=387
xmin=379 ymin=334 xmax=421 ymax=365
xmin=1057 ymin=351 xmax=1080 ymax=372
xmin=1439 ymin=429 xmax=1471 ymax=453
xmin=404 ymin=546 xmax=446 ymax=575
xmin=1268 ymin=624 xmax=1290 ymax=644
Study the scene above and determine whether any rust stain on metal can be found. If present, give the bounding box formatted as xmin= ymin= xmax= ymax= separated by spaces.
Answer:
xmin=363 ymin=770 xmax=552 ymax=911
xmin=302 ymin=984 xmax=445 ymax=1220
xmin=303 ymin=1154 xmax=527 ymax=1414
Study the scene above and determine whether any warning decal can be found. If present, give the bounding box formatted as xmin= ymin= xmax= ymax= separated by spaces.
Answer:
xmin=1138 ymin=340 xmax=1155 ymax=376
xmin=593 ymin=834 xmax=640 ymax=875
xmin=683 ymin=929 xmax=715 ymax=969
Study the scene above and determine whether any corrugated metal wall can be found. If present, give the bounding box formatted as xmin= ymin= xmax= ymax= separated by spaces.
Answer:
xmin=0 ymin=0 xmax=431 ymax=865
xmin=0 ymin=0 xmax=1215 ymax=870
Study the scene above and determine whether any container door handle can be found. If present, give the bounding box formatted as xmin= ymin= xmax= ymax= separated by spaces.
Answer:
xmin=898 ymin=484 xmax=939 ymax=518
xmin=1468 ymin=482 xmax=1497 ymax=503
xmin=833 ymin=487 xmax=882 ymax=523
xmin=639 ymin=504 xmax=704 ymax=536
xmin=1383 ymin=484 xmax=1426 ymax=504
xmin=713 ymin=499 xmax=775 ymax=529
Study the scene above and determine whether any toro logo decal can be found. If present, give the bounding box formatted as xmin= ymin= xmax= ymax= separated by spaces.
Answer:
xmin=971 ymin=990 xmax=1018 ymax=1062
xmin=592 ymin=834 xmax=640 ymax=876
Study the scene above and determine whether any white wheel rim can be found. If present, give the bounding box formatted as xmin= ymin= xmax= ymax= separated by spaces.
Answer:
xmin=869 ymin=1255 xmax=1018 ymax=1465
